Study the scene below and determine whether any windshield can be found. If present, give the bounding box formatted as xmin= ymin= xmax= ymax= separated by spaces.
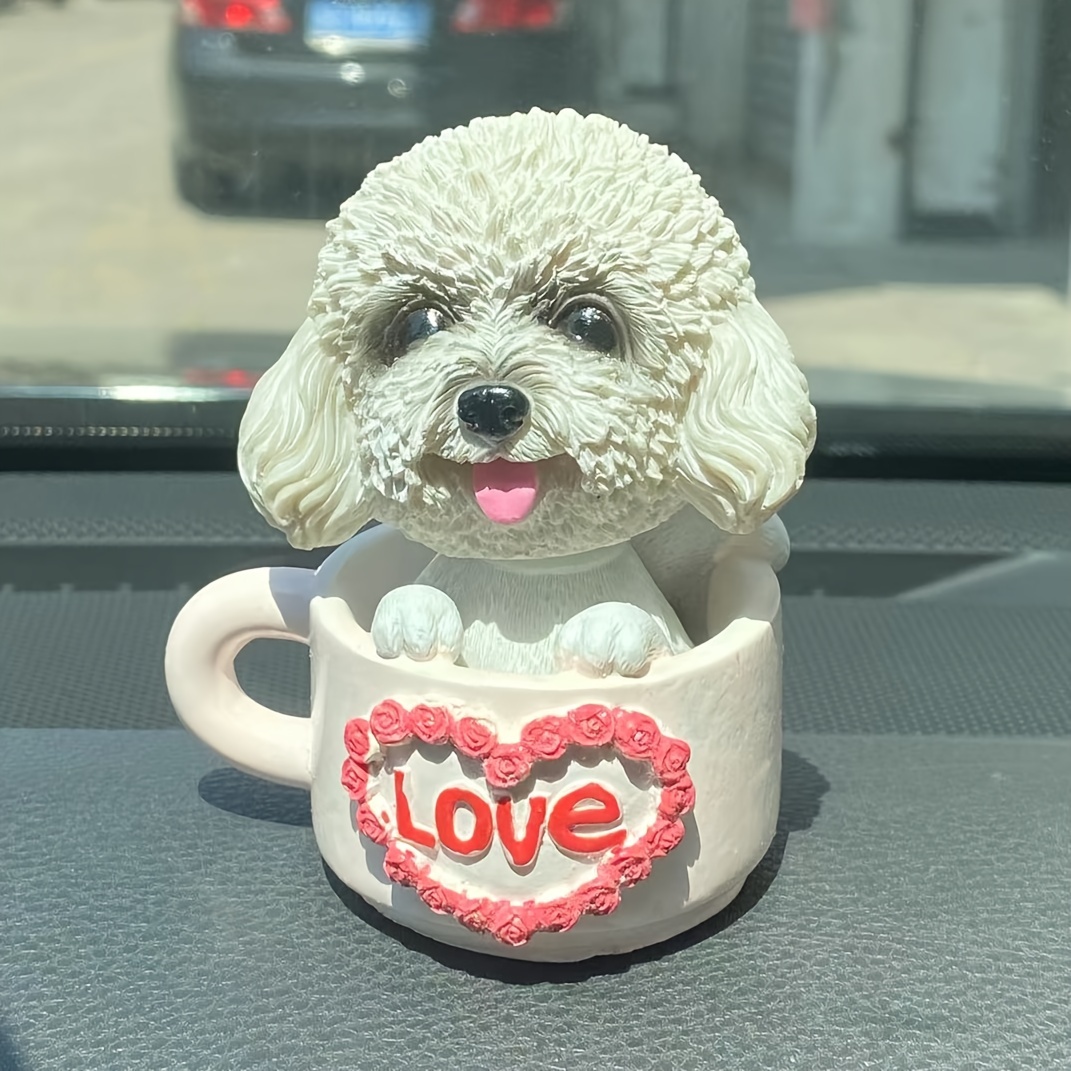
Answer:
xmin=1 ymin=0 xmax=1068 ymax=412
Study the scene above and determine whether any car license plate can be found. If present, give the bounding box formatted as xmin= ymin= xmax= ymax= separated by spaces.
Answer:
xmin=305 ymin=0 xmax=432 ymax=53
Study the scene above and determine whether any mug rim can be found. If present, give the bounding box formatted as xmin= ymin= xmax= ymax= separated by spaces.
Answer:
xmin=306 ymin=527 xmax=781 ymax=694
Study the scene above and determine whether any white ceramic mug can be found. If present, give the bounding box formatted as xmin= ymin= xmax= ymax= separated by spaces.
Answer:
xmin=165 ymin=524 xmax=783 ymax=962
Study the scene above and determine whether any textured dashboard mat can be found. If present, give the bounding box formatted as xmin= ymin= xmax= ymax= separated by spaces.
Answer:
xmin=0 ymin=590 xmax=309 ymax=730
xmin=782 ymin=597 xmax=1071 ymax=736
xmin=0 ymin=589 xmax=1067 ymax=735
xmin=2 ymin=475 xmax=1071 ymax=554
xmin=0 ymin=473 xmax=274 ymax=546
xmin=1 ymin=730 xmax=1068 ymax=1071
xmin=1 ymin=475 xmax=1068 ymax=734
xmin=782 ymin=479 xmax=1071 ymax=554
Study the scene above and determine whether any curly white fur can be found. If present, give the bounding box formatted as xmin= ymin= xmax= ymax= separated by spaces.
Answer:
xmin=238 ymin=109 xmax=815 ymax=675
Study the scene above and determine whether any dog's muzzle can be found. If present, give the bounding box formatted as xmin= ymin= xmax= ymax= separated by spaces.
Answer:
xmin=457 ymin=384 xmax=530 ymax=442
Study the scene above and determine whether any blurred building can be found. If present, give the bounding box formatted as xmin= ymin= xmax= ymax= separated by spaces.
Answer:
xmin=588 ymin=0 xmax=1067 ymax=246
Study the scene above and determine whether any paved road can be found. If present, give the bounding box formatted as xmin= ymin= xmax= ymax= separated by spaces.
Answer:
xmin=1 ymin=0 xmax=1069 ymax=400
xmin=0 ymin=0 xmax=323 ymax=384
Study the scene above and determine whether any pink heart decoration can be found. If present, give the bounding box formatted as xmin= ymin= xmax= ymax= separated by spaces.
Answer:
xmin=341 ymin=700 xmax=695 ymax=947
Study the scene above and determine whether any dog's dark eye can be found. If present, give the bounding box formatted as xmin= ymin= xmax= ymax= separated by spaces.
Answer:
xmin=554 ymin=303 xmax=618 ymax=354
xmin=400 ymin=306 xmax=448 ymax=348
xmin=387 ymin=305 xmax=449 ymax=360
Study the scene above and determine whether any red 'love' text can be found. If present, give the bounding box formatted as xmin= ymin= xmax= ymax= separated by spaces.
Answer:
xmin=391 ymin=770 xmax=627 ymax=864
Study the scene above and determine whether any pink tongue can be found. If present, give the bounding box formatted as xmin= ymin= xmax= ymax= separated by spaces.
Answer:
xmin=472 ymin=459 xmax=539 ymax=524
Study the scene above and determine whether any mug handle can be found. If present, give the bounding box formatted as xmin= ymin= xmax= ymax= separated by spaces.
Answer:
xmin=165 ymin=567 xmax=315 ymax=789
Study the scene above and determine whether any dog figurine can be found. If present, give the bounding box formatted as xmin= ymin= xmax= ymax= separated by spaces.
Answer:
xmin=237 ymin=109 xmax=815 ymax=678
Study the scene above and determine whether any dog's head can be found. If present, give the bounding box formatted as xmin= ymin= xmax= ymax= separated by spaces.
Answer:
xmin=238 ymin=110 xmax=815 ymax=559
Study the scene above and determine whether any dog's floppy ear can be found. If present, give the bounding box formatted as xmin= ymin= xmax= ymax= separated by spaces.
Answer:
xmin=237 ymin=318 xmax=371 ymax=550
xmin=675 ymin=295 xmax=816 ymax=534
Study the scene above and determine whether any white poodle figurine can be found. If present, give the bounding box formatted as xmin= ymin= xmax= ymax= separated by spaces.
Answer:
xmin=238 ymin=109 xmax=816 ymax=678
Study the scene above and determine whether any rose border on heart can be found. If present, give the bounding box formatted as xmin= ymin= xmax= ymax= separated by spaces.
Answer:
xmin=340 ymin=700 xmax=695 ymax=947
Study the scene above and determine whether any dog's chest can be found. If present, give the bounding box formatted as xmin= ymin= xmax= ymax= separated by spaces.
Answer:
xmin=415 ymin=545 xmax=691 ymax=675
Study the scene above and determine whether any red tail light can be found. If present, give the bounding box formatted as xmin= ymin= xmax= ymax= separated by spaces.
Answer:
xmin=180 ymin=0 xmax=291 ymax=32
xmin=182 ymin=368 xmax=262 ymax=389
xmin=451 ymin=0 xmax=566 ymax=33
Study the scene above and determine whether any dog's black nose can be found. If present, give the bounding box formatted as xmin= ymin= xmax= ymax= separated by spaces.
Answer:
xmin=457 ymin=384 xmax=530 ymax=441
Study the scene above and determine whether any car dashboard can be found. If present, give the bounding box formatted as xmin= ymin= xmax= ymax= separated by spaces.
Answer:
xmin=0 ymin=473 xmax=1068 ymax=1069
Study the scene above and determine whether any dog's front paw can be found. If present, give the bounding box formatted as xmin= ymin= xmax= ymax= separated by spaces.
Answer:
xmin=372 ymin=585 xmax=464 ymax=663
xmin=555 ymin=602 xmax=669 ymax=678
